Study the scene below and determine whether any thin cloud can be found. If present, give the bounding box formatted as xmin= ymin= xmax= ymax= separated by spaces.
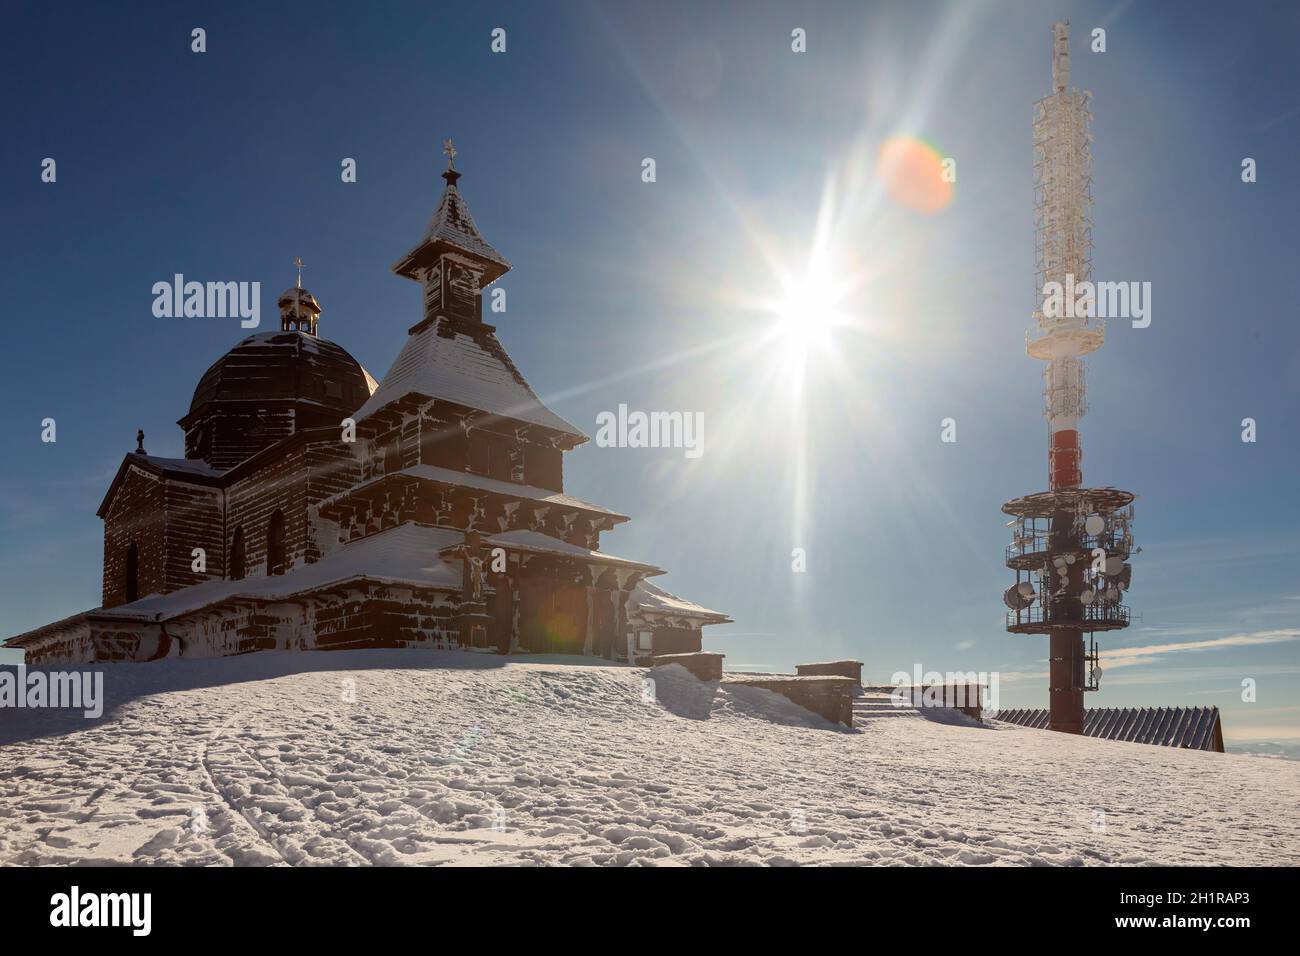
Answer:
xmin=1101 ymin=629 xmax=1300 ymax=671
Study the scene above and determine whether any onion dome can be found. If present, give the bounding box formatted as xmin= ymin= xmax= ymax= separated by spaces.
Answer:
xmin=180 ymin=329 xmax=376 ymax=470
xmin=278 ymin=285 xmax=322 ymax=335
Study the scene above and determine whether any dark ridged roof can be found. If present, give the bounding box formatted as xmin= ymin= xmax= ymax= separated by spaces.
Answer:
xmin=995 ymin=707 xmax=1224 ymax=751
xmin=187 ymin=331 xmax=376 ymax=416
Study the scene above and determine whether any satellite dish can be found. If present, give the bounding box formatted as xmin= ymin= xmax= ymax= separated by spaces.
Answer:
xmin=1080 ymin=588 xmax=1095 ymax=604
xmin=1004 ymin=585 xmax=1033 ymax=609
xmin=1085 ymin=515 xmax=1105 ymax=536
xmin=1064 ymin=553 xmax=1076 ymax=565
xmin=1104 ymin=586 xmax=1118 ymax=602
xmin=1105 ymin=555 xmax=1123 ymax=576
xmin=1017 ymin=581 xmax=1036 ymax=599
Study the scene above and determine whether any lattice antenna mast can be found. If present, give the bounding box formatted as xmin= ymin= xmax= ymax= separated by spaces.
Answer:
xmin=1001 ymin=21 xmax=1136 ymax=738
xmin=1030 ymin=19 xmax=1099 ymax=490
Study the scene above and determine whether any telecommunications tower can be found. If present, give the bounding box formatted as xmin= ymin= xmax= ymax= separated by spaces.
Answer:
xmin=1001 ymin=21 xmax=1137 ymax=734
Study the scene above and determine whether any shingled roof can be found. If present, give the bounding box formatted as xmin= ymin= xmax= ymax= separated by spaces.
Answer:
xmin=629 ymin=580 xmax=732 ymax=624
xmin=355 ymin=317 xmax=584 ymax=438
xmin=391 ymin=180 xmax=511 ymax=285
xmin=995 ymin=706 xmax=1224 ymax=752
xmin=92 ymin=524 xmax=466 ymax=624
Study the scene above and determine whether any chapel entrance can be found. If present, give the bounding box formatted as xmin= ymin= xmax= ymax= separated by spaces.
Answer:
xmin=519 ymin=571 xmax=588 ymax=655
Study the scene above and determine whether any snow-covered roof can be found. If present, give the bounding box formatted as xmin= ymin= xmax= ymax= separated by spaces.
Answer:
xmin=355 ymin=319 xmax=583 ymax=438
xmin=392 ymin=182 xmax=511 ymax=283
xmin=629 ymin=580 xmax=731 ymax=623
xmin=96 ymin=453 xmax=226 ymax=517
xmin=479 ymin=530 xmax=662 ymax=574
xmin=424 ymin=184 xmax=509 ymax=269
xmin=276 ymin=286 xmax=321 ymax=311
xmin=135 ymin=454 xmax=223 ymax=478
xmin=318 ymin=463 xmax=626 ymax=521
xmin=98 ymin=524 xmax=464 ymax=623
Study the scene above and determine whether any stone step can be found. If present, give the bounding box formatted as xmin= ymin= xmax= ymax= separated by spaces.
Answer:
xmin=854 ymin=702 xmax=918 ymax=711
xmin=852 ymin=693 xmax=920 ymax=719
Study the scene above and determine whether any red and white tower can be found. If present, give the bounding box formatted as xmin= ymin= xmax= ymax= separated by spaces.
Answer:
xmin=1001 ymin=22 xmax=1137 ymax=734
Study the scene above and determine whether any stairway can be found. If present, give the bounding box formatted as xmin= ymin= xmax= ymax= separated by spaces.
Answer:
xmin=852 ymin=685 xmax=922 ymax=723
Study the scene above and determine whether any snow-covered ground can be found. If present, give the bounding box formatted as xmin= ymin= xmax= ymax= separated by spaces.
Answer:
xmin=2 ymin=650 xmax=1297 ymax=866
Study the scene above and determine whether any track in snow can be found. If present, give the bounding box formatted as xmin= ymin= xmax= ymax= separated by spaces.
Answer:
xmin=2 ymin=650 xmax=1297 ymax=866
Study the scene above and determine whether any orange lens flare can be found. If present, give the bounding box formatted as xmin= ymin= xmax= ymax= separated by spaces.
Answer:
xmin=876 ymin=137 xmax=954 ymax=213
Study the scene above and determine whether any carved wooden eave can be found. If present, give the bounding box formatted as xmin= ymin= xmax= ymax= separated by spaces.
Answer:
xmin=628 ymin=610 xmax=735 ymax=629
xmin=316 ymin=466 xmax=628 ymax=529
xmin=442 ymin=532 xmax=663 ymax=581
xmin=356 ymin=392 xmax=585 ymax=453
xmin=354 ymin=393 xmax=428 ymax=434
xmin=626 ymin=580 xmax=733 ymax=628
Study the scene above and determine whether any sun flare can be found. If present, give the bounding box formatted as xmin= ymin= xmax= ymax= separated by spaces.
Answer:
xmin=764 ymin=267 xmax=852 ymax=396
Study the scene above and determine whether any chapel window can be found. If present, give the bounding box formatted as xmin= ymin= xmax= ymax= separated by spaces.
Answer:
xmin=266 ymin=510 xmax=285 ymax=576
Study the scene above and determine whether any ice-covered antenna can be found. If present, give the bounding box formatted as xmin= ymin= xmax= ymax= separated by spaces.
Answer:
xmin=1052 ymin=20 xmax=1070 ymax=93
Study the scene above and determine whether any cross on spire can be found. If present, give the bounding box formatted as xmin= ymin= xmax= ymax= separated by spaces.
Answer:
xmin=441 ymin=138 xmax=462 ymax=187
xmin=293 ymin=256 xmax=304 ymax=289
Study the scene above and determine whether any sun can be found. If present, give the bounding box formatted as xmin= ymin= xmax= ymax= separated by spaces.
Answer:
xmin=763 ymin=267 xmax=851 ymax=396
xmin=775 ymin=274 xmax=842 ymax=351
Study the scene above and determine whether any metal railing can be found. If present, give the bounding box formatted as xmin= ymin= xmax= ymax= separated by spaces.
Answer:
xmin=1006 ymin=602 xmax=1130 ymax=631
xmin=1005 ymin=529 xmax=1132 ymax=566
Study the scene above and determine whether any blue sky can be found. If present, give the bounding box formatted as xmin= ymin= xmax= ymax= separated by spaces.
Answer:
xmin=1 ymin=0 xmax=1297 ymax=744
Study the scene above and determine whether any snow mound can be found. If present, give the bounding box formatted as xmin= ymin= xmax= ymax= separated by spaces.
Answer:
xmin=2 ymin=650 xmax=1297 ymax=867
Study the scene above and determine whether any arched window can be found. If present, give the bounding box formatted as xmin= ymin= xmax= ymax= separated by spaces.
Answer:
xmin=229 ymin=526 xmax=245 ymax=580
xmin=125 ymin=542 xmax=139 ymax=602
xmin=266 ymin=510 xmax=285 ymax=576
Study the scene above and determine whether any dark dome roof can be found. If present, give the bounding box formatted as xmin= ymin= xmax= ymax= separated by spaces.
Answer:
xmin=188 ymin=331 xmax=377 ymax=416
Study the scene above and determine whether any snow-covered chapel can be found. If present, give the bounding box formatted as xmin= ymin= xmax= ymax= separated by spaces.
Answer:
xmin=5 ymin=150 xmax=730 ymax=665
